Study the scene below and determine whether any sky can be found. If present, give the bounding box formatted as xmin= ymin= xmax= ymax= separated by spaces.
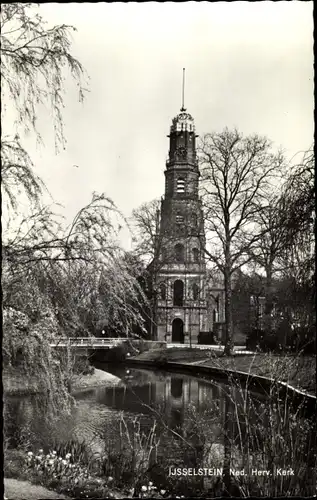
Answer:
xmin=4 ymin=2 xmax=314 ymax=248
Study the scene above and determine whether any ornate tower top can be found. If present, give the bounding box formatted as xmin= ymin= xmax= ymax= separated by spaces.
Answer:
xmin=170 ymin=68 xmax=196 ymax=133
xmin=170 ymin=111 xmax=195 ymax=133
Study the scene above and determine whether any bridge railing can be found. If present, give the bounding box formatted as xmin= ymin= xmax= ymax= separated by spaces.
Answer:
xmin=50 ymin=338 xmax=168 ymax=348
xmin=50 ymin=337 xmax=124 ymax=347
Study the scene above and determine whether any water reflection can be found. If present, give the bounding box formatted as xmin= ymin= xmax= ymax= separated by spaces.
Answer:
xmin=73 ymin=366 xmax=267 ymax=476
xmin=4 ymin=365 xmax=316 ymax=496
xmin=83 ymin=366 xmax=228 ymax=417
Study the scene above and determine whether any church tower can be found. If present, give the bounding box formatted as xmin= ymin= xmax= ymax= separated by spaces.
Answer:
xmin=155 ymin=71 xmax=208 ymax=344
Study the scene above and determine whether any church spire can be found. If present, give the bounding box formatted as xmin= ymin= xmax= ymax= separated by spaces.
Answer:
xmin=181 ymin=67 xmax=186 ymax=112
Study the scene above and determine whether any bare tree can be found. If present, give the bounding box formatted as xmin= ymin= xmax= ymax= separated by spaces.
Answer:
xmin=131 ymin=198 xmax=161 ymax=264
xmin=247 ymin=194 xmax=289 ymax=329
xmin=276 ymin=150 xmax=315 ymax=337
xmin=131 ymin=198 xmax=169 ymax=337
xmin=199 ymin=128 xmax=284 ymax=355
xmin=249 ymin=149 xmax=314 ymax=334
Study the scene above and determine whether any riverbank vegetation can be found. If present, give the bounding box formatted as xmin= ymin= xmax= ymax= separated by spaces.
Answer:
xmin=5 ymin=378 xmax=315 ymax=498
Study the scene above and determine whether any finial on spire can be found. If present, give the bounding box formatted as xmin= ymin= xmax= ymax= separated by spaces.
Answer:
xmin=181 ymin=68 xmax=186 ymax=111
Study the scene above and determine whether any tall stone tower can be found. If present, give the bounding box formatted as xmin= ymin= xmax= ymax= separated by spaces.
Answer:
xmin=155 ymin=97 xmax=209 ymax=344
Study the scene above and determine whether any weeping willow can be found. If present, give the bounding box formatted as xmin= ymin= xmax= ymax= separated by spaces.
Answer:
xmin=2 ymin=4 xmax=148 ymax=425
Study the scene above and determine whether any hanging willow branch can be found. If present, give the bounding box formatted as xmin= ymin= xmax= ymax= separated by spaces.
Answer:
xmin=1 ymin=2 xmax=88 ymax=150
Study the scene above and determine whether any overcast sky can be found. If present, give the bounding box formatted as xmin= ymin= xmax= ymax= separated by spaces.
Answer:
xmin=6 ymin=2 xmax=314 ymax=247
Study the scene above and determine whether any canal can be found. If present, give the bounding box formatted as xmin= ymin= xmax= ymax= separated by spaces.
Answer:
xmin=4 ymin=364 xmax=316 ymax=496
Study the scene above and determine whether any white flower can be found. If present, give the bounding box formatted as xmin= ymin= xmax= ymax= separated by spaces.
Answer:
xmin=108 ymin=476 xmax=113 ymax=482
xmin=38 ymin=449 xmax=43 ymax=454
xmin=160 ymin=490 xmax=166 ymax=496
xmin=62 ymin=460 xmax=67 ymax=466
xmin=58 ymin=457 xmax=63 ymax=461
xmin=46 ymin=454 xmax=51 ymax=459
xmin=141 ymin=486 xmax=147 ymax=492
xmin=149 ymin=482 xmax=153 ymax=487
xmin=65 ymin=453 xmax=72 ymax=459
xmin=27 ymin=452 xmax=33 ymax=457
xmin=48 ymin=460 xmax=54 ymax=466
xmin=52 ymin=450 xmax=57 ymax=455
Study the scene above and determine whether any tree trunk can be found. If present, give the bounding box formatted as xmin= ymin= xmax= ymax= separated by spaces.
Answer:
xmin=223 ymin=263 xmax=234 ymax=356
xmin=151 ymin=299 xmax=156 ymax=340
xmin=148 ymin=271 xmax=157 ymax=340
xmin=264 ymin=265 xmax=273 ymax=332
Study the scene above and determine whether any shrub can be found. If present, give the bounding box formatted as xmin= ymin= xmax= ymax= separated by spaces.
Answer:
xmin=74 ymin=356 xmax=94 ymax=376
xmin=288 ymin=326 xmax=316 ymax=354
xmin=246 ymin=328 xmax=265 ymax=351
xmin=248 ymin=324 xmax=317 ymax=354
xmin=4 ymin=449 xmax=28 ymax=479
xmin=127 ymin=339 xmax=150 ymax=355
xmin=198 ymin=331 xmax=217 ymax=345
xmin=20 ymin=448 xmax=115 ymax=498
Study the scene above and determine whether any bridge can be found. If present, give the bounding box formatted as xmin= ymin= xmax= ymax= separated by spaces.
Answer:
xmin=49 ymin=337 xmax=249 ymax=353
xmin=50 ymin=337 xmax=129 ymax=349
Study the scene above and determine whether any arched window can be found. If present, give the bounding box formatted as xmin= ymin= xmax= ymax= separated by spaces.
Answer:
xmin=192 ymin=283 xmax=199 ymax=301
xmin=174 ymin=244 xmax=184 ymax=262
xmin=160 ymin=283 xmax=166 ymax=301
xmin=176 ymin=178 xmax=185 ymax=193
xmin=192 ymin=248 xmax=199 ymax=262
xmin=173 ymin=280 xmax=184 ymax=306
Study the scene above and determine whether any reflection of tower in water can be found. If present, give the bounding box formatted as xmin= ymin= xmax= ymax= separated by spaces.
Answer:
xmin=157 ymin=377 xmax=225 ymax=477
xmin=94 ymin=373 xmax=248 ymax=487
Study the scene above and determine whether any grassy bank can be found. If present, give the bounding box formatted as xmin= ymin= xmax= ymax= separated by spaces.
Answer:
xmin=70 ymin=368 xmax=121 ymax=392
xmin=4 ymin=477 xmax=70 ymax=499
xmin=3 ymin=366 xmax=121 ymax=397
xmin=4 ymin=448 xmax=125 ymax=499
xmin=131 ymin=347 xmax=316 ymax=395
